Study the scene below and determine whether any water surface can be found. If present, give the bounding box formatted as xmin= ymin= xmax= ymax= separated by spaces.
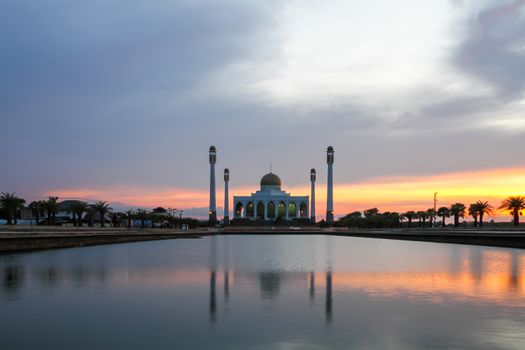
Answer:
xmin=1 ymin=235 xmax=524 ymax=349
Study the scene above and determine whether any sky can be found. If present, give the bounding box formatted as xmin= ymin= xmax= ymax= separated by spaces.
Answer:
xmin=1 ymin=0 xmax=524 ymax=220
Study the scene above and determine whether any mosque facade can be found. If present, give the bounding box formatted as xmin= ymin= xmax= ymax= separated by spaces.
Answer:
xmin=233 ymin=173 xmax=309 ymax=221
xmin=208 ymin=146 xmax=334 ymax=224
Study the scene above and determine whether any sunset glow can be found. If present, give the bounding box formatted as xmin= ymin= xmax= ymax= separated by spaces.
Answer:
xmin=45 ymin=166 xmax=525 ymax=219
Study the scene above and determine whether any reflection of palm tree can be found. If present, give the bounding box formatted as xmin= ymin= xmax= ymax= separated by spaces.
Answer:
xmin=93 ymin=201 xmax=111 ymax=227
xmin=437 ymin=207 xmax=450 ymax=228
xmin=474 ymin=201 xmax=493 ymax=227
xmin=449 ymin=203 xmax=466 ymax=228
xmin=499 ymin=196 xmax=525 ymax=226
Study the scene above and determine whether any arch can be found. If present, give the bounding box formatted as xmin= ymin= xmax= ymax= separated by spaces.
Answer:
xmin=235 ymin=202 xmax=244 ymax=218
xmin=246 ymin=202 xmax=255 ymax=218
xmin=277 ymin=202 xmax=286 ymax=218
xmin=288 ymin=202 xmax=297 ymax=217
xmin=257 ymin=202 xmax=265 ymax=220
xmin=267 ymin=201 xmax=276 ymax=219
xmin=300 ymin=202 xmax=308 ymax=218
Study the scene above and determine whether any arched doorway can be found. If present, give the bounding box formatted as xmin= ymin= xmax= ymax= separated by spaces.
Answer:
xmin=278 ymin=202 xmax=286 ymax=218
xmin=246 ymin=202 xmax=254 ymax=218
xmin=300 ymin=202 xmax=308 ymax=218
xmin=268 ymin=202 xmax=276 ymax=219
xmin=235 ymin=202 xmax=244 ymax=218
xmin=288 ymin=202 xmax=297 ymax=217
xmin=257 ymin=202 xmax=265 ymax=220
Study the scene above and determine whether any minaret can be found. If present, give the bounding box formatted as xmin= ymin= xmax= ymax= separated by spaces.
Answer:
xmin=326 ymin=146 xmax=334 ymax=223
xmin=223 ymin=168 xmax=230 ymax=225
xmin=310 ymin=168 xmax=316 ymax=223
xmin=209 ymin=146 xmax=217 ymax=223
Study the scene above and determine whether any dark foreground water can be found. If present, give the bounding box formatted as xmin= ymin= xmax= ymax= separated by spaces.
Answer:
xmin=1 ymin=235 xmax=525 ymax=349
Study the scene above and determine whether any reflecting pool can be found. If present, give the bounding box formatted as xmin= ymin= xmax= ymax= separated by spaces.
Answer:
xmin=1 ymin=235 xmax=525 ymax=349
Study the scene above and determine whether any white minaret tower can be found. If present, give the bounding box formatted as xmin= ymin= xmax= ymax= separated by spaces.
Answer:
xmin=224 ymin=168 xmax=230 ymax=225
xmin=209 ymin=146 xmax=217 ymax=223
xmin=326 ymin=146 xmax=334 ymax=223
xmin=310 ymin=168 xmax=316 ymax=223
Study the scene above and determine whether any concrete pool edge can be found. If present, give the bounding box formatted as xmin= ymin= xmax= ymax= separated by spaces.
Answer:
xmin=1 ymin=227 xmax=525 ymax=253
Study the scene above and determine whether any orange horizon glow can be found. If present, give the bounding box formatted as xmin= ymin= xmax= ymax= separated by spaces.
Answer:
xmin=42 ymin=166 xmax=525 ymax=220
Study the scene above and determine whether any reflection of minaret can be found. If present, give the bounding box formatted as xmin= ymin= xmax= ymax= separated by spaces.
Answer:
xmin=326 ymin=146 xmax=335 ymax=223
xmin=310 ymin=169 xmax=316 ymax=223
xmin=223 ymin=235 xmax=230 ymax=304
xmin=209 ymin=236 xmax=217 ymax=323
xmin=224 ymin=168 xmax=230 ymax=225
xmin=209 ymin=146 xmax=217 ymax=223
xmin=509 ymin=252 xmax=520 ymax=290
xmin=326 ymin=271 xmax=333 ymax=324
xmin=309 ymin=271 xmax=315 ymax=304
xmin=470 ymin=248 xmax=483 ymax=284
xmin=325 ymin=236 xmax=333 ymax=325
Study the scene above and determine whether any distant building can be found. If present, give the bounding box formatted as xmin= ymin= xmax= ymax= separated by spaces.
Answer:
xmin=233 ymin=173 xmax=309 ymax=221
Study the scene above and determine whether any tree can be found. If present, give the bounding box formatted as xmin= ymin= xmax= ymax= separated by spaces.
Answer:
xmin=29 ymin=201 xmax=42 ymax=225
xmin=93 ymin=201 xmax=111 ymax=227
xmin=449 ymin=203 xmax=466 ymax=228
xmin=0 ymin=192 xmax=25 ymax=225
xmin=136 ymin=209 xmax=149 ymax=229
xmin=404 ymin=211 xmax=416 ymax=228
xmin=474 ymin=201 xmax=493 ymax=227
xmin=44 ymin=197 xmax=59 ymax=225
xmin=417 ymin=211 xmax=428 ymax=228
xmin=499 ymin=196 xmax=525 ymax=226
xmin=468 ymin=203 xmax=479 ymax=227
xmin=437 ymin=207 xmax=450 ymax=228
xmin=125 ymin=209 xmax=135 ymax=228
xmin=70 ymin=201 xmax=88 ymax=227
xmin=427 ymin=208 xmax=436 ymax=227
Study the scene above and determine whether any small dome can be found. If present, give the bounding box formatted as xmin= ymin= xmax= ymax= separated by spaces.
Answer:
xmin=209 ymin=145 xmax=216 ymax=152
xmin=260 ymin=173 xmax=281 ymax=187
xmin=327 ymin=146 xmax=334 ymax=152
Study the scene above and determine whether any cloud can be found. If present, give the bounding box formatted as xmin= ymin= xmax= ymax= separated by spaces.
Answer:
xmin=454 ymin=0 xmax=525 ymax=98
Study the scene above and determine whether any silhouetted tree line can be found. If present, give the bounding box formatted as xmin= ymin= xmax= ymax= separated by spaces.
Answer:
xmin=336 ymin=196 xmax=525 ymax=228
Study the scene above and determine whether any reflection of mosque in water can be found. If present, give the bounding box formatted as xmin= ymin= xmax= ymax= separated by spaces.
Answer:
xmin=2 ymin=244 xmax=525 ymax=325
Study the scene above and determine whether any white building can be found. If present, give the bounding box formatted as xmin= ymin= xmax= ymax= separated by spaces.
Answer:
xmin=233 ymin=173 xmax=309 ymax=221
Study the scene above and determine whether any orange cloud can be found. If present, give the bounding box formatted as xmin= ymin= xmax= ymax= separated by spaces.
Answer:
xmin=43 ymin=166 xmax=525 ymax=220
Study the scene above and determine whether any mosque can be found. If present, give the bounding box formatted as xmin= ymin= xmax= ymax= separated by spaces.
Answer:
xmin=233 ymin=172 xmax=309 ymax=221
xmin=208 ymin=146 xmax=334 ymax=224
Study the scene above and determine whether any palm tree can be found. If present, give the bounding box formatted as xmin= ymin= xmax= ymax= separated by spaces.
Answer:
xmin=29 ymin=201 xmax=40 ymax=225
xmin=85 ymin=205 xmax=95 ymax=227
xmin=136 ymin=209 xmax=149 ymax=229
xmin=437 ymin=207 xmax=450 ymax=228
xmin=499 ymin=196 xmax=525 ymax=226
xmin=449 ymin=203 xmax=466 ymax=228
xmin=474 ymin=200 xmax=493 ymax=227
xmin=468 ymin=203 xmax=479 ymax=227
xmin=0 ymin=192 xmax=25 ymax=225
xmin=93 ymin=201 xmax=111 ymax=227
xmin=404 ymin=211 xmax=416 ymax=228
xmin=427 ymin=208 xmax=436 ymax=227
xmin=70 ymin=201 xmax=88 ymax=227
xmin=44 ymin=197 xmax=59 ymax=225
xmin=125 ymin=209 xmax=135 ymax=228
xmin=417 ymin=211 xmax=428 ymax=228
